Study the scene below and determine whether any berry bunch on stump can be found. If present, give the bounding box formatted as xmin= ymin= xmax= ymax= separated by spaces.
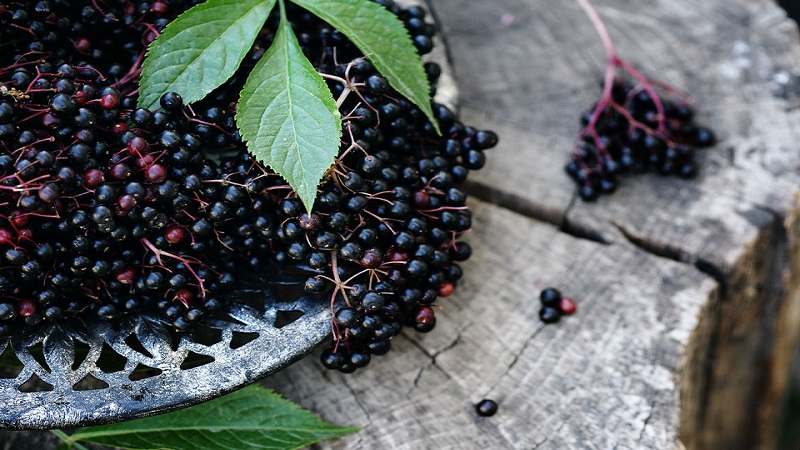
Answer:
xmin=0 ymin=1 xmax=498 ymax=373
xmin=565 ymin=81 xmax=716 ymax=201
xmin=566 ymin=0 xmax=716 ymax=201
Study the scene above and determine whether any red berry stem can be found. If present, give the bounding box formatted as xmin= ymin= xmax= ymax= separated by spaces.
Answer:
xmin=567 ymin=0 xmax=715 ymax=200
xmin=140 ymin=237 xmax=210 ymax=299
xmin=575 ymin=0 xmax=667 ymax=164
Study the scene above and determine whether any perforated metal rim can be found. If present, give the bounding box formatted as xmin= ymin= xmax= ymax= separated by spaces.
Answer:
xmin=0 ymin=279 xmax=333 ymax=430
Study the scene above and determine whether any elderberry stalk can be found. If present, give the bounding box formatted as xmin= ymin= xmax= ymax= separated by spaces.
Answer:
xmin=567 ymin=0 xmax=716 ymax=200
xmin=566 ymin=81 xmax=716 ymax=200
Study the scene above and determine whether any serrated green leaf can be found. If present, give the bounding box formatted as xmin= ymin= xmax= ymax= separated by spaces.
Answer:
xmin=291 ymin=0 xmax=439 ymax=134
xmin=65 ymin=385 xmax=359 ymax=450
xmin=138 ymin=0 xmax=276 ymax=110
xmin=236 ymin=5 xmax=342 ymax=213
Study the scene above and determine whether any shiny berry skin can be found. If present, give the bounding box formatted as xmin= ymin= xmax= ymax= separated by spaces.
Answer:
xmin=692 ymin=127 xmax=715 ymax=148
xmin=298 ymin=213 xmax=320 ymax=231
xmin=320 ymin=348 xmax=345 ymax=370
xmin=335 ymin=308 xmax=360 ymax=328
xmin=414 ymin=305 xmax=436 ymax=332
xmin=365 ymin=74 xmax=389 ymax=96
xmin=450 ymin=242 xmax=472 ymax=261
xmin=350 ymin=352 xmax=371 ymax=368
xmin=559 ymin=297 xmax=577 ymax=315
xmin=160 ymin=92 xmax=183 ymax=111
xmin=360 ymin=248 xmax=383 ymax=268
xmin=475 ymin=399 xmax=498 ymax=417
xmin=145 ymin=164 xmax=168 ymax=183
xmin=304 ymin=276 xmax=327 ymax=294
xmin=116 ymin=268 xmax=136 ymax=284
xmin=438 ymin=282 xmax=455 ymax=297
xmin=0 ymin=229 xmax=13 ymax=245
xmin=539 ymin=287 xmax=562 ymax=307
xmin=367 ymin=340 xmax=390 ymax=355
xmin=99 ymin=93 xmax=119 ymax=110
xmin=361 ymin=291 xmax=385 ymax=310
xmin=49 ymin=93 xmax=76 ymax=117
xmin=164 ymin=226 xmax=186 ymax=244
xmin=406 ymin=259 xmax=429 ymax=279
xmin=5 ymin=248 xmax=27 ymax=265
xmin=473 ymin=130 xmax=499 ymax=149
xmin=17 ymin=300 xmax=36 ymax=317
xmin=539 ymin=306 xmax=561 ymax=324
xmin=127 ymin=136 xmax=148 ymax=154
xmin=338 ymin=242 xmax=363 ymax=261
xmin=109 ymin=162 xmax=132 ymax=180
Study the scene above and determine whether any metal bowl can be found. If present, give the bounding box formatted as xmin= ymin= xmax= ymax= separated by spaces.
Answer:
xmin=0 ymin=272 xmax=332 ymax=429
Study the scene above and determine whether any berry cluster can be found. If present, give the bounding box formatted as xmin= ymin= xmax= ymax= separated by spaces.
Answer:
xmin=565 ymin=0 xmax=717 ymax=202
xmin=0 ymin=1 xmax=203 ymax=83
xmin=565 ymin=81 xmax=716 ymax=201
xmin=538 ymin=287 xmax=576 ymax=324
xmin=0 ymin=1 xmax=498 ymax=374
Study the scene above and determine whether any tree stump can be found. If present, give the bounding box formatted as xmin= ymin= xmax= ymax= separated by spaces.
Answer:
xmin=263 ymin=0 xmax=800 ymax=449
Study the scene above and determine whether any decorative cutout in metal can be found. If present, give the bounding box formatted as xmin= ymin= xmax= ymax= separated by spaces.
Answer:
xmin=0 ymin=274 xmax=332 ymax=430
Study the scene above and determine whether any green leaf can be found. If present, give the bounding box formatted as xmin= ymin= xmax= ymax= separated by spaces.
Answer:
xmin=65 ymin=385 xmax=359 ymax=450
xmin=291 ymin=0 xmax=439 ymax=134
xmin=138 ymin=0 xmax=276 ymax=110
xmin=236 ymin=4 xmax=342 ymax=213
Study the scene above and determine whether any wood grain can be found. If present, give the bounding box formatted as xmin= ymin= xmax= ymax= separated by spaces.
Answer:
xmin=263 ymin=0 xmax=800 ymax=449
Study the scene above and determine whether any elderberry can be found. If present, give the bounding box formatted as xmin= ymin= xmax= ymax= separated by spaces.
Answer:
xmin=475 ymin=399 xmax=499 ymax=417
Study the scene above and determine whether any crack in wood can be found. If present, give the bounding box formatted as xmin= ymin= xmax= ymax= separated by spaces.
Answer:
xmin=342 ymin=378 xmax=372 ymax=440
xmin=499 ymin=327 xmax=546 ymax=387
xmin=465 ymin=180 xmax=569 ymax=231
xmin=605 ymin=219 xmax=732 ymax=292
xmin=560 ymin=195 xmax=617 ymax=245
xmin=531 ymin=420 xmax=566 ymax=449
xmin=610 ymin=221 xmax=689 ymax=264
xmin=637 ymin=401 xmax=655 ymax=443
xmin=728 ymin=146 xmax=736 ymax=166
xmin=401 ymin=330 xmax=463 ymax=390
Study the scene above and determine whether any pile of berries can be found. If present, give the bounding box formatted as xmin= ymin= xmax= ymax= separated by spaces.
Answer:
xmin=538 ymin=287 xmax=576 ymax=324
xmin=0 ymin=1 xmax=497 ymax=373
xmin=565 ymin=81 xmax=716 ymax=201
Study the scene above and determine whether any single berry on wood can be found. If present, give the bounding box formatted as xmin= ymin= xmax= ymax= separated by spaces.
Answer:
xmin=475 ymin=399 xmax=498 ymax=417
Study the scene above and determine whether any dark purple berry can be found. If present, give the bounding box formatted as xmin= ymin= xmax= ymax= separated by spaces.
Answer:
xmin=475 ymin=399 xmax=498 ymax=417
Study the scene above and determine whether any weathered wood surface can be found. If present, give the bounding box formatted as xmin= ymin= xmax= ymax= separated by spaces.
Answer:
xmin=262 ymin=1 xmax=800 ymax=449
